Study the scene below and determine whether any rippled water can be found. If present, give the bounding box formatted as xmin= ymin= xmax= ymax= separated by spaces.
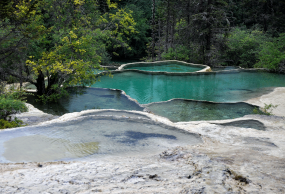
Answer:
xmin=92 ymin=71 xmax=285 ymax=104
xmin=145 ymin=100 xmax=261 ymax=122
xmin=124 ymin=61 xmax=203 ymax=72
xmin=0 ymin=116 xmax=202 ymax=163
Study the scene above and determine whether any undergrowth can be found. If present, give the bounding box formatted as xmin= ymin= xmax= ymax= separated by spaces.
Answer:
xmin=253 ymin=103 xmax=278 ymax=115
xmin=0 ymin=117 xmax=25 ymax=129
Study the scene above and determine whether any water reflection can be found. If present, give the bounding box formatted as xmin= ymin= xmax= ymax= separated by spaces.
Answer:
xmin=26 ymin=87 xmax=144 ymax=116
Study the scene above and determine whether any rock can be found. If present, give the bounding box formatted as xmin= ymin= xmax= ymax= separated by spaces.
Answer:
xmin=11 ymin=103 xmax=58 ymax=126
xmin=1 ymin=87 xmax=285 ymax=193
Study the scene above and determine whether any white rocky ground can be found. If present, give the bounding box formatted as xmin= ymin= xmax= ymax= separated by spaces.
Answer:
xmin=246 ymin=87 xmax=285 ymax=117
xmin=12 ymin=103 xmax=59 ymax=126
xmin=1 ymin=87 xmax=285 ymax=193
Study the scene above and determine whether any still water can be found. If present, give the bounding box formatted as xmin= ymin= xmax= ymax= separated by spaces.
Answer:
xmin=0 ymin=116 xmax=202 ymax=162
xmin=93 ymin=71 xmax=285 ymax=104
xmin=26 ymin=88 xmax=143 ymax=116
xmin=145 ymin=100 xmax=261 ymax=122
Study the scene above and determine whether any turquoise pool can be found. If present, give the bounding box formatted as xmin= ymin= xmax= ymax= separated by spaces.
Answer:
xmin=92 ymin=71 xmax=285 ymax=104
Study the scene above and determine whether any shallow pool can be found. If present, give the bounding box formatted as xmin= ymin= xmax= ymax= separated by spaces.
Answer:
xmin=145 ymin=100 xmax=261 ymax=122
xmin=26 ymin=88 xmax=143 ymax=116
xmin=0 ymin=116 xmax=202 ymax=163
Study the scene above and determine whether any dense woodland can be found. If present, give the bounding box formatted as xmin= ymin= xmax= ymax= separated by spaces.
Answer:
xmin=148 ymin=0 xmax=285 ymax=70
xmin=0 ymin=0 xmax=285 ymax=109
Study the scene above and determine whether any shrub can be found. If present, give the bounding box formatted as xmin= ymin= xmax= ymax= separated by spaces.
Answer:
xmin=224 ymin=27 xmax=268 ymax=68
xmin=0 ymin=87 xmax=28 ymax=120
xmin=161 ymin=46 xmax=191 ymax=61
xmin=255 ymin=33 xmax=285 ymax=72
xmin=0 ymin=96 xmax=28 ymax=120
xmin=0 ymin=118 xmax=24 ymax=129
xmin=253 ymin=103 xmax=278 ymax=116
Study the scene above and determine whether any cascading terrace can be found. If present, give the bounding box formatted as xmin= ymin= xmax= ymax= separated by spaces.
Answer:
xmin=1 ymin=60 xmax=284 ymax=163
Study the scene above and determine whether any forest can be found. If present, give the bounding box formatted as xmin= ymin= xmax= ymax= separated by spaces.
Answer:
xmin=0 ymin=0 xmax=285 ymax=127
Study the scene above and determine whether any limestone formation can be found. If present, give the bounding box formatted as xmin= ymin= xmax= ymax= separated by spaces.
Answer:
xmin=1 ymin=87 xmax=285 ymax=193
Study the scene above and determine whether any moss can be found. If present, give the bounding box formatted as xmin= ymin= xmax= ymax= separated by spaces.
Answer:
xmin=253 ymin=103 xmax=278 ymax=116
xmin=0 ymin=118 xmax=25 ymax=129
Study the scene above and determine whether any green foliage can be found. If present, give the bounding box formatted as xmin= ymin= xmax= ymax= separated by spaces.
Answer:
xmin=224 ymin=28 xmax=268 ymax=68
xmin=253 ymin=103 xmax=278 ymax=116
xmin=0 ymin=118 xmax=24 ymax=129
xmin=255 ymin=33 xmax=285 ymax=72
xmin=1 ymin=0 xmax=138 ymax=103
xmin=1 ymin=86 xmax=28 ymax=101
xmin=27 ymin=29 xmax=103 ymax=86
xmin=0 ymin=96 xmax=27 ymax=120
xmin=161 ymin=46 xmax=191 ymax=61
xmin=0 ymin=97 xmax=26 ymax=116
xmin=6 ymin=76 xmax=19 ymax=84
xmin=0 ymin=86 xmax=28 ymax=120
xmin=36 ymin=85 xmax=69 ymax=104
xmin=0 ymin=0 xmax=47 ymax=63
xmin=116 ymin=3 xmax=150 ymax=58
xmin=225 ymin=28 xmax=285 ymax=71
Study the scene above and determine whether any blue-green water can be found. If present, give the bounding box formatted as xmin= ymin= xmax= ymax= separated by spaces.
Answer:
xmin=124 ymin=62 xmax=203 ymax=72
xmin=26 ymin=88 xmax=143 ymax=116
xmin=93 ymin=71 xmax=285 ymax=104
xmin=145 ymin=100 xmax=261 ymax=122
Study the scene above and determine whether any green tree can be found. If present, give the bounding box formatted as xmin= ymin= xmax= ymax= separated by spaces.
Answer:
xmin=0 ymin=0 xmax=137 ymax=102
xmin=0 ymin=0 xmax=44 ymax=83
xmin=255 ymin=33 xmax=285 ymax=72
xmin=224 ymin=28 xmax=268 ymax=68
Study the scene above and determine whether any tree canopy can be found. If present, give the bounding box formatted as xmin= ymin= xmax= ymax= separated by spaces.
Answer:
xmin=0 ymin=0 xmax=137 ymax=100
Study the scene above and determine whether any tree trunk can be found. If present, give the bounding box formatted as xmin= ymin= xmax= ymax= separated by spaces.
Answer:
xmin=170 ymin=8 xmax=175 ymax=49
xmin=165 ymin=0 xmax=170 ymax=52
xmin=19 ymin=62 xmax=23 ymax=88
xmin=158 ymin=18 xmax=162 ymax=60
xmin=205 ymin=0 xmax=213 ymax=67
xmin=36 ymin=70 xmax=45 ymax=96
xmin=151 ymin=0 xmax=156 ymax=61
xmin=46 ymin=73 xmax=58 ymax=95
xmin=186 ymin=0 xmax=190 ymax=25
